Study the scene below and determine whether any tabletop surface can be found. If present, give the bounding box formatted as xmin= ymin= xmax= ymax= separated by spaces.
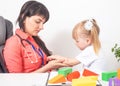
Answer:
xmin=0 ymin=73 xmax=49 ymax=86
xmin=0 ymin=71 xmax=108 ymax=86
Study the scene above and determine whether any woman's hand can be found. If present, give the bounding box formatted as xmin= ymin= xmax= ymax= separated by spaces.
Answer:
xmin=33 ymin=55 xmax=76 ymax=73
xmin=32 ymin=59 xmax=68 ymax=73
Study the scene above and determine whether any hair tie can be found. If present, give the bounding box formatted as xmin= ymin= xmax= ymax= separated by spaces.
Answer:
xmin=84 ymin=19 xmax=93 ymax=30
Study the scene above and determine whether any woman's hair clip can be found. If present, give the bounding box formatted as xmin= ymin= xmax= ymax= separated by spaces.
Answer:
xmin=84 ymin=19 xmax=93 ymax=31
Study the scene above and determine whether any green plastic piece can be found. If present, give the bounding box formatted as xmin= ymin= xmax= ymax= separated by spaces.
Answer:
xmin=102 ymin=71 xmax=117 ymax=81
xmin=58 ymin=67 xmax=72 ymax=77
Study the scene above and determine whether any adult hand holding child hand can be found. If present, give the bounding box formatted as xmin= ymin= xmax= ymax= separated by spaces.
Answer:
xmin=47 ymin=55 xmax=72 ymax=68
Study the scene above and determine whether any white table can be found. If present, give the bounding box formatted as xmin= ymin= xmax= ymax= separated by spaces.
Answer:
xmin=0 ymin=72 xmax=108 ymax=86
xmin=0 ymin=73 xmax=49 ymax=86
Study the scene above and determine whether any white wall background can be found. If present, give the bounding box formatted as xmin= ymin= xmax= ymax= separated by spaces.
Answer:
xmin=0 ymin=0 xmax=120 ymax=71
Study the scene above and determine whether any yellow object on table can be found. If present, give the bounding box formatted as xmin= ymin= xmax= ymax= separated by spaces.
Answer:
xmin=83 ymin=76 xmax=98 ymax=80
xmin=72 ymin=76 xmax=97 ymax=86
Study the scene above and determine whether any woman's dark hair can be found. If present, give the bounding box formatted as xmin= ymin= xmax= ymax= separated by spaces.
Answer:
xmin=17 ymin=0 xmax=49 ymax=29
xmin=16 ymin=0 xmax=51 ymax=56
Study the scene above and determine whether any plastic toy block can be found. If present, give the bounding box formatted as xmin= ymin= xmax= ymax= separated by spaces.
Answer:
xmin=82 ymin=69 xmax=98 ymax=76
xmin=58 ymin=67 xmax=72 ymax=77
xmin=48 ymin=74 xmax=66 ymax=84
xmin=109 ymin=77 xmax=120 ymax=86
xmin=72 ymin=77 xmax=96 ymax=86
xmin=66 ymin=71 xmax=80 ymax=81
xmin=102 ymin=71 xmax=117 ymax=81
xmin=83 ymin=76 xmax=98 ymax=81
xmin=117 ymin=69 xmax=120 ymax=79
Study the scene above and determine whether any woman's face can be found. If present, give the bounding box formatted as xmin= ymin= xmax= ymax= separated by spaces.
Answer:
xmin=23 ymin=15 xmax=46 ymax=36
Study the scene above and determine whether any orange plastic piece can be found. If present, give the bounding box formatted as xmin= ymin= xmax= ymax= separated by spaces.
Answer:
xmin=48 ymin=74 xmax=66 ymax=84
xmin=82 ymin=69 xmax=98 ymax=76
xmin=66 ymin=71 xmax=80 ymax=81
xmin=117 ymin=68 xmax=120 ymax=79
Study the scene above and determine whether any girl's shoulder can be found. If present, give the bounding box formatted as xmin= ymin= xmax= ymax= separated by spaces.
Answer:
xmin=83 ymin=46 xmax=95 ymax=55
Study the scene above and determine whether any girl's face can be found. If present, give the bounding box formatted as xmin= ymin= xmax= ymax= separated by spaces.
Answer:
xmin=23 ymin=15 xmax=46 ymax=36
xmin=75 ymin=36 xmax=91 ymax=50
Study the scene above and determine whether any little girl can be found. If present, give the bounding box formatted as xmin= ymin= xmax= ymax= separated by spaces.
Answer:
xmin=48 ymin=19 xmax=105 ymax=74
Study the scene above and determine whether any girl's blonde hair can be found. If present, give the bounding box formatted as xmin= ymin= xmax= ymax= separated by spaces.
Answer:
xmin=72 ymin=19 xmax=101 ymax=55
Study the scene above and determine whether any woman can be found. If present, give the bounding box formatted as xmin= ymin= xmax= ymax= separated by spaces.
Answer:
xmin=3 ymin=0 xmax=66 ymax=73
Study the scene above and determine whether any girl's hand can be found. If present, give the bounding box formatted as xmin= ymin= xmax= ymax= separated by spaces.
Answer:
xmin=47 ymin=55 xmax=72 ymax=67
xmin=47 ymin=59 xmax=68 ymax=70
xmin=47 ymin=55 xmax=66 ymax=62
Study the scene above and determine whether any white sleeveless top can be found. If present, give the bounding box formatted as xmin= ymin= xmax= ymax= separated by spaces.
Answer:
xmin=75 ymin=45 xmax=105 ymax=75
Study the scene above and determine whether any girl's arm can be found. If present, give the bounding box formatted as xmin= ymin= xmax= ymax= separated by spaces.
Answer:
xmin=47 ymin=55 xmax=80 ymax=67
xmin=63 ymin=58 xmax=80 ymax=66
